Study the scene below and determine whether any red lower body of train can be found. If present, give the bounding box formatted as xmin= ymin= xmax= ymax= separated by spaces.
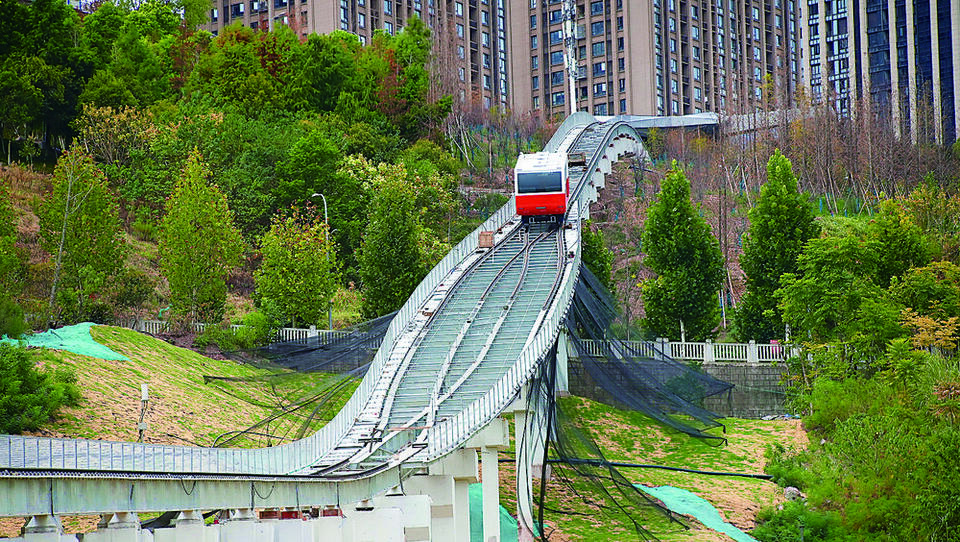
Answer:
xmin=516 ymin=191 xmax=567 ymax=217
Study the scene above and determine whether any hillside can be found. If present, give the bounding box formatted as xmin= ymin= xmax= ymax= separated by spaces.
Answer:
xmin=24 ymin=326 xmax=355 ymax=447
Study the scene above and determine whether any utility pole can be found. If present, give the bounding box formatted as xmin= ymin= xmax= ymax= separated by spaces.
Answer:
xmin=311 ymin=193 xmax=334 ymax=330
xmin=562 ymin=0 xmax=579 ymax=115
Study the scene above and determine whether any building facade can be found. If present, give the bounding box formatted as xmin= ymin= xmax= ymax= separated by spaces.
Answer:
xmin=801 ymin=0 xmax=960 ymax=143
xmin=506 ymin=0 xmax=802 ymax=118
xmin=204 ymin=0 xmax=509 ymax=109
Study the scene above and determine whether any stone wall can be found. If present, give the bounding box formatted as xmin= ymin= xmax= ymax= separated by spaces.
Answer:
xmin=567 ymin=357 xmax=789 ymax=419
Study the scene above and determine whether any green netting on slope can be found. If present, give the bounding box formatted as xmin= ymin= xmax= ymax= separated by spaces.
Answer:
xmin=469 ymin=483 xmax=519 ymax=542
xmin=0 ymin=322 xmax=128 ymax=361
xmin=636 ymin=485 xmax=758 ymax=542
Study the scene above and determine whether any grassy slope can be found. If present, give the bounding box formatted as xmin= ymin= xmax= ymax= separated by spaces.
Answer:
xmin=28 ymin=326 xmax=356 ymax=447
xmin=498 ymin=396 xmax=807 ymax=541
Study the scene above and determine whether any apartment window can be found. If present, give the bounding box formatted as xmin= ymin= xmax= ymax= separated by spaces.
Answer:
xmin=591 ymin=21 xmax=604 ymax=35
xmin=618 ymin=78 xmax=625 ymax=92
xmin=672 ymin=99 xmax=678 ymax=114
xmin=694 ymin=87 xmax=702 ymax=100
xmin=593 ymin=61 xmax=606 ymax=76
xmin=669 ymin=38 xmax=676 ymax=52
xmin=458 ymin=45 xmax=465 ymax=58
xmin=533 ymin=96 xmax=540 ymax=109
xmin=617 ymin=57 xmax=625 ymax=71
xmin=668 ymin=0 xmax=675 ymax=10
xmin=530 ymin=14 xmax=536 ymax=28
xmin=551 ymin=50 xmax=564 ymax=64
xmin=551 ymin=91 xmax=565 ymax=106
xmin=482 ymin=32 xmax=490 ymax=47
xmin=595 ymin=103 xmax=607 ymax=115
xmin=549 ymin=9 xmax=562 ymax=23
xmin=455 ymin=1 xmax=462 ymax=15
xmin=594 ymin=82 xmax=607 ymax=97
xmin=481 ymin=11 xmax=489 ymax=25
xmin=754 ymin=46 xmax=761 ymax=60
xmin=358 ymin=12 xmax=365 ymax=27
xmin=693 ymin=66 xmax=701 ymax=81
xmin=457 ymin=23 xmax=464 ymax=37
xmin=752 ymin=6 xmax=759 ymax=19
xmin=384 ymin=0 xmax=392 ymax=14
xmin=211 ymin=7 xmax=218 ymax=21
xmin=752 ymin=27 xmax=760 ymax=41
xmin=617 ymin=37 xmax=623 ymax=51
xmin=670 ymin=58 xmax=677 ymax=72
xmin=459 ymin=67 xmax=465 ymax=80
xmin=590 ymin=1 xmax=603 ymax=15
xmin=669 ymin=17 xmax=676 ymax=32
xmin=483 ymin=53 xmax=491 ymax=68
xmin=692 ymin=26 xmax=699 ymax=40
xmin=691 ymin=4 xmax=698 ymax=18
xmin=619 ymin=98 xmax=626 ymax=112
xmin=483 ymin=75 xmax=491 ymax=89
xmin=671 ymin=78 xmax=678 ymax=92
xmin=616 ymin=16 xmax=623 ymax=30
xmin=592 ymin=41 xmax=605 ymax=56
xmin=693 ymin=45 xmax=700 ymax=60
xmin=550 ymin=30 xmax=563 ymax=44
xmin=531 ymin=35 xmax=537 ymax=48
xmin=385 ymin=21 xmax=394 ymax=33
xmin=551 ymin=71 xmax=564 ymax=85
xmin=532 ymin=75 xmax=539 ymax=89
xmin=531 ymin=55 xmax=539 ymax=69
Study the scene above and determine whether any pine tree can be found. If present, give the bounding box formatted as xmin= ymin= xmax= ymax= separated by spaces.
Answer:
xmin=159 ymin=150 xmax=243 ymax=323
xmin=641 ymin=161 xmax=724 ymax=341
xmin=736 ymin=150 xmax=820 ymax=342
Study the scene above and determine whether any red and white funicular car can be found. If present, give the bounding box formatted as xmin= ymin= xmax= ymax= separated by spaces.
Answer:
xmin=513 ymin=152 xmax=569 ymax=222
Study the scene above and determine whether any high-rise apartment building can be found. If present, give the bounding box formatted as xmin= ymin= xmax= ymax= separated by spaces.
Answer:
xmin=506 ymin=0 xmax=802 ymax=118
xmin=204 ymin=0 xmax=509 ymax=108
xmin=801 ymin=0 xmax=960 ymax=143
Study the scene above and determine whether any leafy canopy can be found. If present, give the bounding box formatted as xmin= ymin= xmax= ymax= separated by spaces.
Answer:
xmin=255 ymin=208 xmax=339 ymax=328
xmin=159 ymin=150 xmax=243 ymax=323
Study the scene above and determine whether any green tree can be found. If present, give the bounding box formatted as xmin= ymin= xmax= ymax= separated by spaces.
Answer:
xmin=356 ymin=159 xmax=428 ymax=318
xmin=159 ymin=150 xmax=243 ymax=323
xmin=0 ymin=180 xmax=25 ymax=337
xmin=736 ymin=150 xmax=820 ymax=342
xmin=867 ymin=199 xmax=929 ymax=288
xmin=581 ymin=220 xmax=614 ymax=291
xmin=641 ymin=162 xmax=724 ymax=341
xmin=255 ymin=208 xmax=339 ymax=328
xmin=0 ymin=344 xmax=80 ymax=434
xmin=39 ymin=149 xmax=126 ymax=324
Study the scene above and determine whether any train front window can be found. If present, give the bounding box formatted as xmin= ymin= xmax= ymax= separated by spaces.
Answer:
xmin=517 ymin=171 xmax=563 ymax=194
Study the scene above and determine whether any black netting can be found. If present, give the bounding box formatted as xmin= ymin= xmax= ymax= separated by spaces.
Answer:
xmin=200 ymin=312 xmax=395 ymax=447
xmin=566 ymin=267 xmax=732 ymax=442
xmin=521 ymin=265 xmax=733 ymax=540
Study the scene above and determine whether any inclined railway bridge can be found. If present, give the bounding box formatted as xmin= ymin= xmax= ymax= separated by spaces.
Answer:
xmin=0 ymin=112 xmax=650 ymax=542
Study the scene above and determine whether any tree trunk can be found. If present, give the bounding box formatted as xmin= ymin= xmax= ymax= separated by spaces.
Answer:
xmin=48 ymin=163 xmax=76 ymax=328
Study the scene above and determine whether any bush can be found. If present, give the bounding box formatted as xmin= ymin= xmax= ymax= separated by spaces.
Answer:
xmin=0 ymin=345 xmax=81 ymax=433
xmin=0 ymin=297 xmax=27 ymax=338
xmin=233 ymin=311 xmax=274 ymax=348
xmin=764 ymin=443 xmax=811 ymax=489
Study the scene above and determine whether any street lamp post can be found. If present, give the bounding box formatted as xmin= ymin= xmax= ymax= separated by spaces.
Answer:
xmin=311 ymin=193 xmax=333 ymax=331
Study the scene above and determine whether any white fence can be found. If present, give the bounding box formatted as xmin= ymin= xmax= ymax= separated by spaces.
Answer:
xmin=135 ymin=319 xmax=354 ymax=345
xmin=133 ymin=319 xmax=789 ymax=364
xmin=577 ymin=338 xmax=793 ymax=364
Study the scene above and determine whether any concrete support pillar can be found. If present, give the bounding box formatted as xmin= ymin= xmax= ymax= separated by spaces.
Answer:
xmin=83 ymin=512 xmax=150 ymax=542
xmin=403 ymin=475 xmax=458 ymax=542
xmin=905 ymin=0 xmax=918 ymax=143
xmin=480 ymin=446 xmax=500 ymax=542
xmin=556 ymin=329 xmax=569 ymax=395
xmin=454 ymin=479 xmax=471 ymax=542
xmin=20 ymin=515 xmax=78 ymax=542
xmin=704 ymin=339 xmax=715 ymax=363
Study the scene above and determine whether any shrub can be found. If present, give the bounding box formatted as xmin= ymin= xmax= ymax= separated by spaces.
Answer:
xmin=0 ymin=345 xmax=80 ymax=433
xmin=752 ymin=501 xmax=851 ymax=542
xmin=764 ymin=443 xmax=811 ymax=489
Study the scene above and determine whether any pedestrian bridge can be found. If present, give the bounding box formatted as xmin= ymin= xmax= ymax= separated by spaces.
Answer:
xmin=0 ymin=112 xmax=649 ymax=542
